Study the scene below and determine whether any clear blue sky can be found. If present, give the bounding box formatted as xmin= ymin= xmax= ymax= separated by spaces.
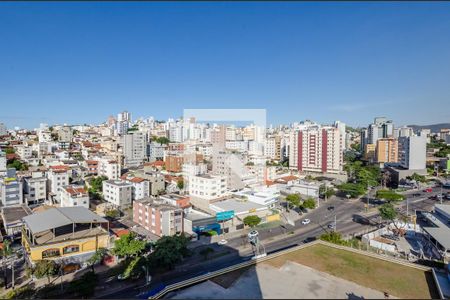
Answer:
xmin=1 ymin=2 xmax=450 ymax=129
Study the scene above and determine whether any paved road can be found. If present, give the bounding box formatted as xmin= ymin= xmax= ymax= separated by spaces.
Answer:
xmin=99 ymin=187 xmax=447 ymax=299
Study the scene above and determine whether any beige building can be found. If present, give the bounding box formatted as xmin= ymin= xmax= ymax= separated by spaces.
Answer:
xmin=376 ymin=138 xmax=398 ymax=164
xmin=364 ymin=144 xmax=376 ymax=161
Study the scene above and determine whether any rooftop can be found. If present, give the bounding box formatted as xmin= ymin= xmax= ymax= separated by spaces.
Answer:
xmin=1 ymin=205 xmax=32 ymax=225
xmin=210 ymin=198 xmax=266 ymax=214
xmin=23 ymin=207 xmax=108 ymax=234
xmin=104 ymin=180 xmax=133 ymax=187
xmin=135 ymin=198 xmax=181 ymax=211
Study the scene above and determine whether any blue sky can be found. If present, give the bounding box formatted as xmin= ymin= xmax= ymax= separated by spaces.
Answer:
xmin=1 ymin=2 xmax=450 ymax=129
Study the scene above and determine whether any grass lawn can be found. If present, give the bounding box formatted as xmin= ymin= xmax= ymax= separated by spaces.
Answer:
xmin=263 ymin=244 xmax=438 ymax=299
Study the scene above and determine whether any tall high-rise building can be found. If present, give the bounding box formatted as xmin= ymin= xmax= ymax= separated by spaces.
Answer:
xmin=116 ymin=111 xmax=131 ymax=135
xmin=360 ymin=117 xmax=394 ymax=151
xmin=122 ymin=131 xmax=147 ymax=167
xmin=376 ymin=138 xmax=398 ymax=164
xmin=0 ymin=123 xmax=7 ymax=136
xmin=398 ymin=135 xmax=426 ymax=170
xmin=289 ymin=126 xmax=343 ymax=174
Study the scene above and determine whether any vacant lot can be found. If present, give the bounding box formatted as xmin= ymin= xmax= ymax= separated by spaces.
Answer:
xmin=263 ymin=243 xmax=438 ymax=299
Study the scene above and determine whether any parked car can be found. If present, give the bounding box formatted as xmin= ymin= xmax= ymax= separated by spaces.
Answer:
xmin=302 ymin=219 xmax=311 ymax=225
xmin=327 ymin=223 xmax=335 ymax=229
xmin=303 ymin=237 xmax=316 ymax=243
xmin=424 ymin=188 xmax=433 ymax=193
xmin=327 ymin=206 xmax=335 ymax=211
xmin=218 ymin=239 xmax=228 ymax=245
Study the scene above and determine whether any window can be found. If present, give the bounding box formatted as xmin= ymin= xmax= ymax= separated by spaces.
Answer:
xmin=63 ymin=245 xmax=79 ymax=255
xmin=42 ymin=248 xmax=60 ymax=258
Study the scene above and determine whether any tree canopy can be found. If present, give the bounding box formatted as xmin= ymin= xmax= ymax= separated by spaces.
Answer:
xmin=337 ymin=182 xmax=366 ymax=198
xmin=286 ymin=194 xmax=301 ymax=209
xmin=89 ymin=175 xmax=108 ymax=192
xmin=148 ymin=234 xmax=190 ymax=270
xmin=113 ymin=233 xmax=147 ymax=258
xmin=243 ymin=215 xmax=262 ymax=227
xmin=33 ymin=260 xmax=58 ymax=283
xmin=152 ymin=136 xmax=170 ymax=145
xmin=378 ymin=202 xmax=397 ymax=221
xmin=177 ymin=178 xmax=184 ymax=190
xmin=302 ymin=197 xmax=316 ymax=209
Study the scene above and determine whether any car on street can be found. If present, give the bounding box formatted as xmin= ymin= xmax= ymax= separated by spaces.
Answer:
xmin=300 ymin=207 xmax=308 ymax=213
xmin=218 ymin=239 xmax=228 ymax=245
xmin=424 ymin=188 xmax=433 ymax=193
xmin=327 ymin=206 xmax=335 ymax=211
xmin=303 ymin=237 xmax=316 ymax=243
xmin=327 ymin=223 xmax=335 ymax=229
xmin=302 ymin=219 xmax=311 ymax=225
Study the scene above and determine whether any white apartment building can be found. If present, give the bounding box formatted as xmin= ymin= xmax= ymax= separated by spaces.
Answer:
xmin=0 ymin=169 xmax=23 ymax=207
xmin=121 ymin=176 xmax=150 ymax=200
xmin=147 ymin=142 xmax=165 ymax=162
xmin=15 ymin=145 xmax=32 ymax=159
xmin=188 ymin=174 xmax=227 ymax=200
xmin=57 ymin=126 xmax=73 ymax=142
xmin=47 ymin=166 xmax=70 ymax=202
xmin=0 ymin=123 xmax=6 ymax=136
xmin=398 ymin=135 xmax=427 ymax=170
xmin=122 ymin=131 xmax=147 ymax=167
xmin=264 ymin=136 xmax=281 ymax=160
xmin=23 ymin=171 xmax=47 ymax=205
xmin=98 ymin=158 xmax=120 ymax=179
xmin=0 ymin=151 xmax=6 ymax=175
xmin=103 ymin=180 xmax=133 ymax=208
xmin=289 ymin=126 xmax=343 ymax=174
xmin=60 ymin=185 xmax=89 ymax=208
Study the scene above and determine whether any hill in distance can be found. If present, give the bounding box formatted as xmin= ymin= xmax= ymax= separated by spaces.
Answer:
xmin=408 ymin=123 xmax=450 ymax=133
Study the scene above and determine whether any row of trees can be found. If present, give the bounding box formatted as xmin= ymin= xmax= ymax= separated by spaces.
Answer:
xmin=285 ymin=194 xmax=317 ymax=211
xmin=338 ymin=160 xmax=381 ymax=198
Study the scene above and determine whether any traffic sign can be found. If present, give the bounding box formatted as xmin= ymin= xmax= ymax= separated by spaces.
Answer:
xmin=216 ymin=210 xmax=235 ymax=221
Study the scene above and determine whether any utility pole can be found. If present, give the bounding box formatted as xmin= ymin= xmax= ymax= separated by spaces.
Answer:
xmin=11 ymin=260 xmax=14 ymax=290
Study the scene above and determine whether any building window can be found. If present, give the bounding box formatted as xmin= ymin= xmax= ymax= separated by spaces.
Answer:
xmin=42 ymin=248 xmax=60 ymax=258
xmin=63 ymin=245 xmax=80 ymax=255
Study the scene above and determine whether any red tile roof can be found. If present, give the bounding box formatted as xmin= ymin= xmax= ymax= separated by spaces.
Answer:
xmin=129 ymin=177 xmax=145 ymax=183
xmin=64 ymin=186 xmax=87 ymax=196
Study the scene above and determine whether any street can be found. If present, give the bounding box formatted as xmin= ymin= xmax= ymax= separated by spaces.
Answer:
xmin=99 ymin=186 xmax=447 ymax=299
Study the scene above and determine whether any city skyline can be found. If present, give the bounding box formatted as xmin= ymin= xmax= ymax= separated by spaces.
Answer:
xmin=2 ymin=2 xmax=450 ymax=128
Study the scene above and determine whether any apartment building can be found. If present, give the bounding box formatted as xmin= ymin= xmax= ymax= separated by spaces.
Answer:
xmin=23 ymin=171 xmax=47 ymax=205
xmin=120 ymin=175 xmax=150 ymax=200
xmin=212 ymin=150 xmax=248 ymax=190
xmin=0 ymin=122 xmax=6 ymax=136
xmin=47 ymin=165 xmax=70 ymax=202
xmin=102 ymin=180 xmax=133 ymax=208
xmin=289 ymin=126 xmax=343 ymax=174
xmin=15 ymin=145 xmax=32 ymax=159
xmin=133 ymin=198 xmax=183 ymax=237
xmin=138 ymin=168 xmax=166 ymax=196
xmin=98 ymin=158 xmax=120 ymax=180
xmin=364 ymin=144 xmax=376 ymax=161
xmin=121 ymin=131 xmax=147 ymax=167
xmin=264 ymin=136 xmax=281 ymax=161
xmin=398 ymin=135 xmax=427 ymax=170
xmin=0 ymin=169 xmax=23 ymax=207
xmin=159 ymin=193 xmax=191 ymax=209
xmin=0 ymin=151 xmax=6 ymax=174
xmin=165 ymin=155 xmax=183 ymax=173
xmin=147 ymin=142 xmax=165 ymax=162
xmin=57 ymin=126 xmax=73 ymax=142
xmin=85 ymin=160 xmax=98 ymax=176
xmin=376 ymin=138 xmax=398 ymax=164
xmin=360 ymin=117 xmax=394 ymax=150
xmin=60 ymin=185 xmax=89 ymax=208
xmin=188 ymin=174 xmax=227 ymax=200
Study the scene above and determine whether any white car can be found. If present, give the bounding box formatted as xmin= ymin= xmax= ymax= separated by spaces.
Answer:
xmin=302 ymin=219 xmax=311 ymax=225
xmin=218 ymin=239 xmax=228 ymax=245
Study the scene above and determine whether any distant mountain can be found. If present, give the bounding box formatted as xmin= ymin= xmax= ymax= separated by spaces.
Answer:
xmin=407 ymin=123 xmax=450 ymax=133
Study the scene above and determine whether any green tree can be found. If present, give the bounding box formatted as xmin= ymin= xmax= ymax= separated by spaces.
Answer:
xmin=122 ymin=256 xmax=145 ymax=279
xmin=7 ymin=159 xmax=28 ymax=171
xmin=1 ymin=239 xmax=12 ymax=258
xmin=87 ymin=248 xmax=109 ymax=273
xmin=33 ymin=260 xmax=58 ymax=283
xmin=350 ymin=143 xmax=361 ymax=152
xmin=378 ymin=202 xmax=397 ymax=221
xmin=67 ymin=271 xmax=98 ymax=298
xmin=4 ymin=148 xmax=14 ymax=154
xmin=285 ymin=194 xmax=301 ymax=210
xmin=89 ymin=175 xmax=108 ymax=192
xmin=337 ymin=183 xmax=366 ymax=198
xmin=148 ymin=234 xmax=190 ymax=270
xmin=409 ymin=173 xmax=428 ymax=183
xmin=153 ymin=136 xmax=170 ymax=145
xmin=105 ymin=209 xmax=120 ymax=219
xmin=177 ymin=178 xmax=184 ymax=190
xmin=243 ymin=215 xmax=262 ymax=227
xmin=320 ymin=231 xmax=345 ymax=245
xmin=113 ymin=233 xmax=147 ymax=258
xmin=4 ymin=286 xmax=35 ymax=299
xmin=199 ymin=247 xmax=215 ymax=260
xmin=302 ymin=197 xmax=316 ymax=209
